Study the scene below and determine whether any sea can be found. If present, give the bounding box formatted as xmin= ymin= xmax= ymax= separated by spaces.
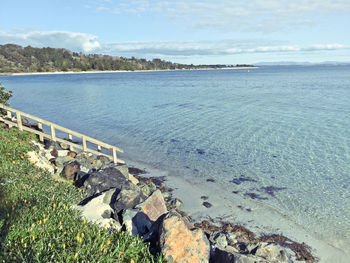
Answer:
xmin=1 ymin=65 xmax=349 ymax=259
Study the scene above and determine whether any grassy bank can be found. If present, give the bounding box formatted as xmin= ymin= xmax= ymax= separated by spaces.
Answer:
xmin=0 ymin=124 xmax=165 ymax=262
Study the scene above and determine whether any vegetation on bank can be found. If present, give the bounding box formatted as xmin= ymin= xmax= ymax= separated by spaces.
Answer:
xmin=0 ymin=44 xmax=254 ymax=73
xmin=0 ymin=124 xmax=165 ymax=262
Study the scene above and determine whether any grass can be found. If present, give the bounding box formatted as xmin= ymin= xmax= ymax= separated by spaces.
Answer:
xmin=0 ymin=124 xmax=166 ymax=263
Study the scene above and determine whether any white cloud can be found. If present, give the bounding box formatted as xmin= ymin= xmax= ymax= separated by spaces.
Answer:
xmin=0 ymin=30 xmax=100 ymax=52
xmin=99 ymin=40 xmax=350 ymax=57
xmin=89 ymin=0 xmax=350 ymax=32
xmin=0 ymin=29 xmax=349 ymax=60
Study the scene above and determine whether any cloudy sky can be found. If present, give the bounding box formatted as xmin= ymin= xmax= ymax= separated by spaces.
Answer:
xmin=1 ymin=0 xmax=350 ymax=64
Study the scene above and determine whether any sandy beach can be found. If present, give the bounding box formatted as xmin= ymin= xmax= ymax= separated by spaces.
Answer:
xmin=125 ymin=158 xmax=350 ymax=263
xmin=0 ymin=67 xmax=258 ymax=76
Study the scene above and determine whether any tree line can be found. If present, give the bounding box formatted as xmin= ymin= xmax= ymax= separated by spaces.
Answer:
xmin=0 ymin=44 xmax=254 ymax=73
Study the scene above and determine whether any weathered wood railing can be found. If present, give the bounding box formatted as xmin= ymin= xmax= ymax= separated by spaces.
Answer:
xmin=0 ymin=104 xmax=124 ymax=164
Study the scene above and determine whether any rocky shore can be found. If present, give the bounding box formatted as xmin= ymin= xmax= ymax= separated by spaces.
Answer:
xmin=23 ymin=135 xmax=316 ymax=263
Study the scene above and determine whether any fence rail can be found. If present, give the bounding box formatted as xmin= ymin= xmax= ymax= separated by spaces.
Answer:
xmin=0 ymin=104 xmax=124 ymax=164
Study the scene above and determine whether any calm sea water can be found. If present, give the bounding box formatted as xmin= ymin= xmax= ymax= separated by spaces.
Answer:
xmin=1 ymin=66 xmax=349 ymax=243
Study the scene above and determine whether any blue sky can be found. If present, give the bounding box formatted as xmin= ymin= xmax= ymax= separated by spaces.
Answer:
xmin=1 ymin=0 xmax=350 ymax=64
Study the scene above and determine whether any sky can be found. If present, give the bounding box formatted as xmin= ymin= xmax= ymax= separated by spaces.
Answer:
xmin=0 ymin=0 xmax=350 ymax=64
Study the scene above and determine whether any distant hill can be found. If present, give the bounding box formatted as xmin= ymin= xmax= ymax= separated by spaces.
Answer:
xmin=0 ymin=44 xmax=251 ymax=73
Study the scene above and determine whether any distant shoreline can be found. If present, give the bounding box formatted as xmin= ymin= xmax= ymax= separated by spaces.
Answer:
xmin=0 ymin=67 xmax=258 ymax=76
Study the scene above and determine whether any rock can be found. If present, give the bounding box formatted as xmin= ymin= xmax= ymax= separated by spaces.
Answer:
xmin=82 ymin=167 xmax=130 ymax=196
xmin=246 ymin=242 xmax=292 ymax=263
xmin=114 ymin=183 xmax=146 ymax=213
xmin=170 ymin=198 xmax=183 ymax=209
xmin=114 ymin=164 xmax=129 ymax=178
xmin=211 ymin=248 xmax=268 ymax=263
xmin=138 ymin=182 xmax=152 ymax=197
xmin=162 ymin=191 xmax=172 ymax=201
xmin=128 ymin=173 xmax=139 ymax=185
xmin=159 ymin=211 xmax=210 ymax=263
xmin=44 ymin=139 xmax=63 ymax=151
xmin=102 ymin=188 xmax=118 ymax=206
xmin=203 ymin=202 xmax=212 ymax=208
xmin=136 ymin=190 xmax=167 ymax=222
xmin=75 ymin=192 xmax=121 ymax=231
xmin=67 ymin=151 xmax=77 ymax=159
xmin=57 ymin=150 xmax=69 ymax=157
xmin=26 ymin=150 xmax=55 ymax=174
xmin=213 ymin=233 xmax=228 ymax=249
xmin=226 ymin=233 xmax=237 ymax=245
xmin=55 ymin=156 xmax=73 ymax=175
xmin=122 ymin=209 xmax=153 ymax=236
xmin=75 ymin=151 xmax=96 ymax=172
xmin=59 ymin=141 xmax=70 ymax=150
xmin=50 ymin=149 xmax=58 ymax=158
xmin=61 ymin=161 xmax=80 ymax=181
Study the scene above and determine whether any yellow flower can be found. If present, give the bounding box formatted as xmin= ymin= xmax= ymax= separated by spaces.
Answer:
xmin=43 ymin=218 xmax=48 ymax=223
xmin=24 ymin=199 xmax=27 ymax=204
xmin=103 ymin=248 xmax=107 ymax=254
xmin=69 ymin=179 xmax=74 ymax=183
xmin=12 ymin=161 xmax=15 ymax=164
xmin=100 ymin=244 xmax=103 ymax=250
xmin=32 ymin=236 xmax=35 ymax=241
xmin=59 ymin=225 xmax=63 ymax=230
xmin=59 ymin=221 xmax=62 ymax=225
xmin=81 ymin=233 xmax=85 ymax=238
xmin=21 ymin=238 xmax=24 ymax=243
xmin=24 ymin=243 xmax=27 ymax=248
xmin=63 ymin=243 xmax=66 ymax=249
xmin=7 ymin=153 xmax=11 ymax=156
xmin=106 ymin=240 xmax=111 ymax=245
xmin=48 ymin=243 xmax=51 ymax=247
xmin=39 ymin=220 xmax=42 ymax=224
xmin=20 ymin=156 xmax=24 ymax=159
xmin=130 ymin=259 xmax=135 ymax=263
xmin=79 ymin=189 xmax=82 ymax=192
xmin=53 ymin=203 xmax=56 ymax=208
xmin=82 ymin=219 xmax=86 ymax=224
xmin=74 ymin=253 xmax=78 ymax=259
xmin=29 ymin=227 xmax=33 ymax=231
xmin=6 ymin=213 xmax=9 ymax=217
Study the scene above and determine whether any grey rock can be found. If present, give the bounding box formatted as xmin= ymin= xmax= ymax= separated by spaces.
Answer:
xmin=114 ymin=183 xmax=146 ymax=213
xmin=162 ymin=191 xmax=172 ymax=201
xmin=211 ymin=248 xmax=269 ymax=263
xmin=170 ymin=198 xmax=183 ymax=209
xmin=122 ymin=209 xmax=153 ymax=236
xmin=102 ymin=188 xmax=118 ymax=206
xmin=214 ymin=233 xmax=228 ymax=249
xmin=61 ymin=161 xmax=80 ymax=181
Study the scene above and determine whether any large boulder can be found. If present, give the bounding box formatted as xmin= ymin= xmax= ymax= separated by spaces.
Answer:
xmin=82 ymin=167 xmax=130 ymax=196
xmin=113 ymin=183 xmax=146 ymax=213
xmin=122 ymin=209 xmax=153 ymax=236
xmin=136 ymin=189 xmax=167 ymax=222
xmin=75 ymin=191 xmax=122 ymax=232
xmin=158 ymin=211 xmax=210 ymax=263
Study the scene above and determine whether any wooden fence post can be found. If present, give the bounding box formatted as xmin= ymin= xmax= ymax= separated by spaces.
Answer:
xmin=82 ymin=136 xmax=87 ymax=151
xmin=50 ymin=124 xmax=56 ymax=141
xmin=68 ymin=133 xmax=74 ymax=151
xmin=7 ymin=111 xmax=11 ymax=119
xmin=37 ymin=122 xmax=44 ymax=142
xmin=112 ymin=148 xmax=117 ymax=164
xmin=16 ymin=112 xmax=23 ymax=131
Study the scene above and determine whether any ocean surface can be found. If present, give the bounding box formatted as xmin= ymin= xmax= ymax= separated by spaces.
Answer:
xmin=1 ymin=66 xmax=349 ymax=252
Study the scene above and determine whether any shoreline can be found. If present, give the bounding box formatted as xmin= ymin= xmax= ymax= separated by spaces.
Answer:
xmin=0 ymin=67 xmax=258 ymax=76
xmin=124 ymin=157 xmax=350 ymax=263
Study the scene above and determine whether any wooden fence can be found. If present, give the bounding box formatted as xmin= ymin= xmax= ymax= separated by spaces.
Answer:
xmin=0 ymin=104 xmax=124 ymax=164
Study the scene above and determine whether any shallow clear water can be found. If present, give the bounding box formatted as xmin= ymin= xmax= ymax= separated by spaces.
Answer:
xmin=1 ymin=65 xmax=350 ymax=243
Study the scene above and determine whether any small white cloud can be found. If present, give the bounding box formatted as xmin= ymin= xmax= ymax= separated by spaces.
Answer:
xmin=0 ymin=30 xmax=101 ymax=52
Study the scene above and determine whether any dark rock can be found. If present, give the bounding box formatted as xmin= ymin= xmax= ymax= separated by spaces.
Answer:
xmin=50 ymin=149 xmax=58 ymax=158
xmin=97 ymin=155 xmax=110 ymax=167
xmin=203 ymin=202 xmax=213 ymax=208
xmin=128 ymin=167 xmax=147 ymax=175
xmin=197 ymin=149 xmax=205 ymax=155
xmin=67 ymin=151 xmax=77 ymax=159
xmin=201 ymin=196 xmax=209 ymax=200
xmin=44 ymin=139 xmax=63 ymax=150
xmin=114 ymin=183 xmax=146 ymax=213
xmin=123 ymin=209 xmax=153 ymax=236
xmin=170 ymin=198 xmax=183 ymax=209
xmin=61 ymin=161 xmax=80 ymax=181
xmin=207 ymin=178 xmax=215 ymax=182
xmin=82 ymin=167 xmax=130 ymax=196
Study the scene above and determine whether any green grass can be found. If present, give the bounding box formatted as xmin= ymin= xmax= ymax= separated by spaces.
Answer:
xmin=0 ymin=124 xmax=166 ymax=263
